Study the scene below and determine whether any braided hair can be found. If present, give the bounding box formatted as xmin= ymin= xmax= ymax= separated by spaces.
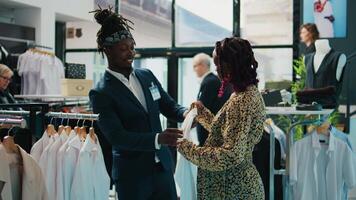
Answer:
xmin=90 ymin=6 xmax=135 ymax=54
xmin=214 ymin=37 xmax=259 ymax=97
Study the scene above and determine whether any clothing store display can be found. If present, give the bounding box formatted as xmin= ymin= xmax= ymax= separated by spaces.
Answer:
xmin=65 ymin=63 xmax=86 ymax=79
xmin=70 ymin=135 xmax=110 ymax=200
xmin=290 ymin=131 xmax=356 ymax=200
xmin=253 ymin=132 xmax=283 ymax=200
xmin=17 ymin=49 xmax=64 ymax=95
xmin=305 ymin=49 xmax=344 ymax=99
xmin=296 ymin=86 xmax=336 ymax=108
xmin=0 ymin=144 xmax=48 ymax=200
xmin=175 ymin=108 xmax=198 ymax=200
xmin=178 ymin=85 xmax=265 ymax=200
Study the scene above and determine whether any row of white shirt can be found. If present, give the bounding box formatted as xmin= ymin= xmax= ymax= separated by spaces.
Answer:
xmin=30 ymin=130 xmax=110 ymax=200
xmin=290 ymin=131 xmax=356 ymax=200
xmin=0 ymin=143 xmax=48 ymax=200
xmin=17 ymin=50 xmax=64 ymax=95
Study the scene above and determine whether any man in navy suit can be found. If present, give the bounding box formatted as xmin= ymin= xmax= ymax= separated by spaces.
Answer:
xmin=89 ymin=9 xmax=186 ymax=200
xmin=192 ymin=53 xmax=231 ymax=146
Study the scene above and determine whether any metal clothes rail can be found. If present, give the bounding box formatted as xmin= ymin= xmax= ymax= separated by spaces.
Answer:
xmin=46 ymin=112 xmax=99 ymax=121
xmin=0 ymin=117 xmax=27 ymax=128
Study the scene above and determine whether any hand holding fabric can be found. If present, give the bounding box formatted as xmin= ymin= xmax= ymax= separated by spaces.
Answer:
xmin=158 ymin=128 xmax=183 ymax=147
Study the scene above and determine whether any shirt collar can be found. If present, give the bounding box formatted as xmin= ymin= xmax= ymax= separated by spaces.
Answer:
xmin=106 ymin=68 xmax=135 ymax=82
xmin=311 ymin=130 xmax=335 ymax=152
xmin=198 ymin=71 xmax=212 ymax=84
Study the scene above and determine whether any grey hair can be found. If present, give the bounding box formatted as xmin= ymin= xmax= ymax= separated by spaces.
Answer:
xmin=193 ymin=53 xmax=211 ymax=69
xmin=0 ymin=64 xmax=13 ymax=77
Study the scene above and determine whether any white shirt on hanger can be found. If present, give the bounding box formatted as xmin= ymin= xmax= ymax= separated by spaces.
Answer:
xmin=70 ymin=135 xmax=110 ymax=200
xmin=0 ymin=144 xmax=49 ymax=200
xmin=62 ymin=135 xmax=83 ymax=200
xmin=47 ymin=131 xmax=69 ymax=197
xmin=30 ymin=131 xmax=52 ymax=163
xmin=290 ymin=131 xmax=356 ymax=200
xmin=0 ymin=144 xmax=12 ymax=200
xmin=39 ymin=133 xmax=58 ymax=194
xmin=56 ymin=130 xmax=76 ymax=200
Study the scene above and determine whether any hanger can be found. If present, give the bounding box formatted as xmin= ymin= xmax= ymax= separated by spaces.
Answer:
xmin=2 ymin=124 xmax=19 ymax=154
xmin=57 ymin=113 xmax=65 ymax=135
xmin=64 ymin=114 xmax=72 ymax=136
xmin=316 ymin=121 xmax=331 ymax=136
xmin=46 ymin=117 xmax=56 ymax=136
xmin=74 ymin=115 xmax=81 ymax=135
xmin=28 ymin=48 xmax=54 ymax=56
xmin=263 ymin=118 xmax=274 ymax=134
xmin=80 ymin=119 xmax=87 ymax=140
xmin=89 ymin=120 xmax=97 ymax=144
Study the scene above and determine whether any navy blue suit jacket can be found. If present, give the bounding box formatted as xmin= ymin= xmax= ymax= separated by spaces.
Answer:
xmin=89 ymin=68 xmax=186 ymax=181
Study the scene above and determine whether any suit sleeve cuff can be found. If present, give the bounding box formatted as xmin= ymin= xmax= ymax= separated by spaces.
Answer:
xmin=155 ymin=133 xmax=161 ymax=150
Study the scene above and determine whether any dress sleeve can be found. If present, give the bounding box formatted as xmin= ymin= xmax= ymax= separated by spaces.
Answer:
xmin=195 ymin=105 xmax=215 ymax=133
xmin=178 ymin=98 xmax=252 ymax=172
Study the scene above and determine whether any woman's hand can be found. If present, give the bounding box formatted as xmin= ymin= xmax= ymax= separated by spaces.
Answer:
xmin=190 ymin=101 xmax=204 ymax=113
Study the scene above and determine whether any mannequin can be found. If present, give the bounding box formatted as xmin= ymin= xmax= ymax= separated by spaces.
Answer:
xmin=303 ymin=39 xmax=347 ymax=107
xmin=314 ymin=39 xmax=346 ymax=81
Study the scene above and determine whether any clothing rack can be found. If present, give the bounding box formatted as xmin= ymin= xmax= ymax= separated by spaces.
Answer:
xmin=0 ymin=36 xmax=52 ymax=50
xmin=46 ymin=112 xmax=99 ymax=121
xmin=0 ymin=117 xmax=27 ymax=128
xmin=266 ymin=107 xmax=333 ymax=200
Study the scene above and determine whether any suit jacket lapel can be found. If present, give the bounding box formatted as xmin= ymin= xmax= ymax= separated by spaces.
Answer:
xmin=134 ymin=69 xmax=153 ymax=114
xmin=104 ymin=71 xmax=147 ymax=112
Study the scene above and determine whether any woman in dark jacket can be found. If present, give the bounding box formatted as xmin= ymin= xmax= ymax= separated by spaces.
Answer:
xmin=0 ymin=64 xmax=16 ymax=104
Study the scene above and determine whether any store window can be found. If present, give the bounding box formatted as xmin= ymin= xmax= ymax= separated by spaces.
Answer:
xmin=120 ymin=0 xmax=172 ymax=48
xmin=178 ymin=58 xmax=202 ymax=107
xmin=175 ymin=0 xmax=233 ymax=47
xmin=254 ymin=48 xmax=293 ymax=90
xmin=240 ymin=0 xmax=293 ymax=45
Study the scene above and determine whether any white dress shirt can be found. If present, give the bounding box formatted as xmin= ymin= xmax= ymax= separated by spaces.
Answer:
xmin=290 ymin=131 xmax=356 ymax=200
xmin=47 ymin=131 xmax=69 ymax=198
xmin=106 ymin=68 xmax=161 ymax=162
xmin=0 ymin=144 xmax=49 ymax=200
xmin=62 ymin=135 xmax=83 ymax=200
xmin=70 ymin=135 xmax=110 ymax=200
xmin=56 ymin=131 xmax=76 ymax=200
xmin=38 ymin=133 xmax=58 ymax=194
xmin=30 ymin=131 xmax=51 ymax=163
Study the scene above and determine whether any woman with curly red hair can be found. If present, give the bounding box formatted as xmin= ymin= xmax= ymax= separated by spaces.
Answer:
xmin=177 ymin=37 xmax=266 ymax=200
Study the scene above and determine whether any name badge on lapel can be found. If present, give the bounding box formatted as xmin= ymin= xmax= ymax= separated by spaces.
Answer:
xmin=149 ymin=82 xmax=161 ymax=101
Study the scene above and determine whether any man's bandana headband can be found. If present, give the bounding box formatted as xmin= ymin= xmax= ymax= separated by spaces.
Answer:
xmin=102 ymin=30 xmax=133 ymax=46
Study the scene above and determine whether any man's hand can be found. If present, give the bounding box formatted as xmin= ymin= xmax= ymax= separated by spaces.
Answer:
xmin=158 ymin=128 xmax=183 ymax=147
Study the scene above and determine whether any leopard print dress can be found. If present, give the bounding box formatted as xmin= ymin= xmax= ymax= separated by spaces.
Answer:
xmin=177 ymin=85 xmax=266 ymax=200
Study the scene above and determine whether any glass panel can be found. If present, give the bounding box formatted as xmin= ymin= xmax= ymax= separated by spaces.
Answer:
xmin=240 ymin=0 xmax=293 ymax=45
xmin=175 ymin=0 xmax=233 ymax=47
xmin=178 ymin=58 xmax=200 ymax=107
xmin=254 ymin=48 xmax=293 ymax=90
xmin=120 ymin=0 xmax=172 ymax=48
xmin=134 ymin=57 xmax=168 ymax=129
